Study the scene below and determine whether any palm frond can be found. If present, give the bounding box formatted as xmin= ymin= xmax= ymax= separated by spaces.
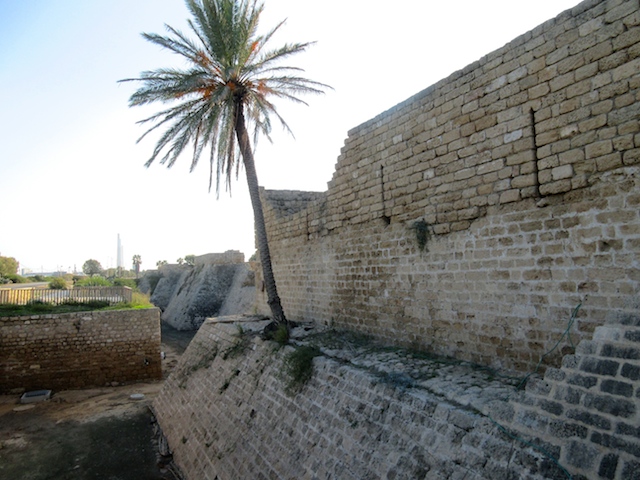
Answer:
xmin=122 ymin=0 xmax=330 ymax=195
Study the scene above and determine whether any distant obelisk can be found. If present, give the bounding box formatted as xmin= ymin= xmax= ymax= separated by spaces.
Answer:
xmin=117 ymin=234 xmax=124 ymax=270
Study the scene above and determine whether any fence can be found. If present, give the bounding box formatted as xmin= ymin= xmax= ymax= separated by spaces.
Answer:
xmin=0 ymin=286 xmax=133 ymax=305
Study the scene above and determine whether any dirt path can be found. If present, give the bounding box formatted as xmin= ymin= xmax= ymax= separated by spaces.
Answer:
xmin=0 ymin=325 xmax=196 ymax=480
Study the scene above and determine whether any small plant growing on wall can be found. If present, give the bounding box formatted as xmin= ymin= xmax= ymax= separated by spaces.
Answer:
xmin=221 ymin=334 xmax=251 ymax=360
xmin=176 ymin=343 xmax=219 ymax=388
xmin=273 ymin=324 xmax=290 ymax=346
xmin=410 ymin=219 xmax=432 ymax=252
xmin=283 ymin=345 xmax=321 ymax=394
xmin=261 ymin=322 xmax=290 ymax=346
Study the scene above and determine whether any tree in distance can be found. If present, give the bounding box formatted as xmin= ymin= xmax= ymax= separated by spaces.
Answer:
xmin=184 ymin=255 xmax=196 ymax=266
xmin=132 ymin=254 xmax=142 ymax=278
xmin=0 ymin=256 xmax=19 ymax=277
xmin=82 ymin=259 xmax=103 ymax=277
xmin=121 ymin=0 xmax=329 ymax=331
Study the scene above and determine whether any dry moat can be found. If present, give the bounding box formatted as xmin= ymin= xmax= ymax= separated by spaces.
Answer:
xmin=0 ymin=324 xmax=195 ymax=480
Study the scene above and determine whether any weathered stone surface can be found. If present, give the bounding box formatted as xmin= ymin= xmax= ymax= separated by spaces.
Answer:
xmin=148 ymin=265 xmax=185 ymax=311
xmin=159 ymin=264 xmax=237 ymax=330
xmin=155 ymin=312 xmax=640 ymax=480
xmin=142 ymin=251 xmax=256 ymax=330
xmin=253 ymin=0 xmax=640 ymax=375
xmin=0 ymin=308 xmax=161 ymax=392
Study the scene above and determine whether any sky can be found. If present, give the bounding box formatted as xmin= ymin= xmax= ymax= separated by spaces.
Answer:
xmin=0 ymin=0 xmax=581 ymax=274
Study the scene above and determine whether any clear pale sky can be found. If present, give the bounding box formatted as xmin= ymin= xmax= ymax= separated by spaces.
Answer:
xmin=0 ymin=0 xmax=580 ymax=274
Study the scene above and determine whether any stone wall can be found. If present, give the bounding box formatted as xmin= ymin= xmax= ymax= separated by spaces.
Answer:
xmin=194 ymin=250 xmax=245 ymax=266
xmin=153 ymin=313 xmax=640 ymax=479
xmin=145 ymin=253 xmax=256 ymax=331
xmin=0 ymin=308 xmax=161 ymax=393
xmin=508 ymin=313 xmax=640 ymax=479
xmin=256 ymin=0 xmax=640 ymax=373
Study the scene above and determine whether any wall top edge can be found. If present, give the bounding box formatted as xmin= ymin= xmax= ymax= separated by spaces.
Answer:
xmin=346 ymin=0 xmax=585 ymax=138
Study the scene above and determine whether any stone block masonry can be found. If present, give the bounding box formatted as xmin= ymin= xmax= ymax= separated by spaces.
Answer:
xmin=256 ymin=0 xmax=640 ymax=373
xmin=194 ymin=250 xmax=245 ymax=266
xmin=508 ymin=313 xmax=640 ymax=479
xmin=154 ymin=319 xmax=555 ymax=480
xmin=0 ymin=308 xmax=162 ymax=393
xmin=153 ymin=313 xmax=640 ymax=479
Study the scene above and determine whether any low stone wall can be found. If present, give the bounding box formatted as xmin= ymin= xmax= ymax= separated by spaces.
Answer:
xmin=153 ymin=314 xmax=639 ymax=479
xmin=0 ymin=308 xmax=161 ymax=393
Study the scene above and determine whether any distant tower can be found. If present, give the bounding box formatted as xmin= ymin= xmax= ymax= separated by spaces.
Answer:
xmin=117 ymin=234 xmax=124 ymax=270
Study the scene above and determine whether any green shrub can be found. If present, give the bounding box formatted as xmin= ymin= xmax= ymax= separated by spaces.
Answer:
xmin=75 ymin=276 xmax=112 ymax=287
xmin=106 ymin=292 xmax=154 ymax=310
xmin=262 ymin=322 xmax=290 ymax=346
xmin=3 ymin=274 xmax=28 ymax=284
xmin=284 ymin=346 xmax=321 ymax=393
xmin=49 ymin=277 xmax=68 ymax=289
xmin=273 ymin=324 xmax=290 ymax=345
xmin=112 ymin=278 xmax=137 ymax=289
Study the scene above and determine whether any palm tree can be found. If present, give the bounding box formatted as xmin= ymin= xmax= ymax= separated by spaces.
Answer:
xmin=132 ymin=255 xmax=142 ymax=278
xmin=121 ymin=0 xmax=328 ymax=329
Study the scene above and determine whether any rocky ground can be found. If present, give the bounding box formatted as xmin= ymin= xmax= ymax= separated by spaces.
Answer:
xmin=0 ymin=324 xmax=196 ymax=480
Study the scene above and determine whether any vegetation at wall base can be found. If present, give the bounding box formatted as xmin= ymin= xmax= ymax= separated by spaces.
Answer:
xmin=284 ymin=345 xmax=321 ymax=393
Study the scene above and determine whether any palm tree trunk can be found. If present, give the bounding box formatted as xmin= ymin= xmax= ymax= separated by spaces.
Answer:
xmin=235 ymin=103 xmax=287 ymax=326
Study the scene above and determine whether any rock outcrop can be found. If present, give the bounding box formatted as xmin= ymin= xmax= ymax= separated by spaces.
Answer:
xmin=140 ymin=251 xmax=255 ymax=330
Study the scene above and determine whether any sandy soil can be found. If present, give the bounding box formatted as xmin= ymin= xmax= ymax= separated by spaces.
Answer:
xmin=0 ymin=325 xmax=195 ymax=480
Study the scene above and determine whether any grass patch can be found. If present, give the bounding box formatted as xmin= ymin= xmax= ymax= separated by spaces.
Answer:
xmin=0 ymin=292 xmax=154 ymax=317
xmin=0 ymin=300 xmax=111 ymax=317
xmin=221 ymin=332 xmax=252 ymax=360
xmin=103 ymin=292 xmax=154 ymax=310
xmin=177 ymin=343 xmax=219 ymax=388
xmin=284 ymin=345 xmax=322 ymax=393
xmin=261 ymin=322 xmax=290 ymax=346
xmin=273 ymin=324 xmax=289 ymax=345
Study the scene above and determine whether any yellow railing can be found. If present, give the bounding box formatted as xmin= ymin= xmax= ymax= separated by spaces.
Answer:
xmin=0 ymin=287 xmax=133 ymax=305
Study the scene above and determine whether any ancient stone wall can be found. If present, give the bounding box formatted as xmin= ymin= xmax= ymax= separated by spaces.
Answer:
xmin=194 ymin=250 xmax=245 ymax=266
xmin=153 ymin=313 xmax=640 ymax=479
xmin=507 ymin=313 xmax=640 ymax=478
xmin=147 ymin=259 xmax=256 ymax=331
xmin=0 ymin=308 xmax=161 ymax=393
xmin=256 ymin=0 xmax=640 ymax=373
